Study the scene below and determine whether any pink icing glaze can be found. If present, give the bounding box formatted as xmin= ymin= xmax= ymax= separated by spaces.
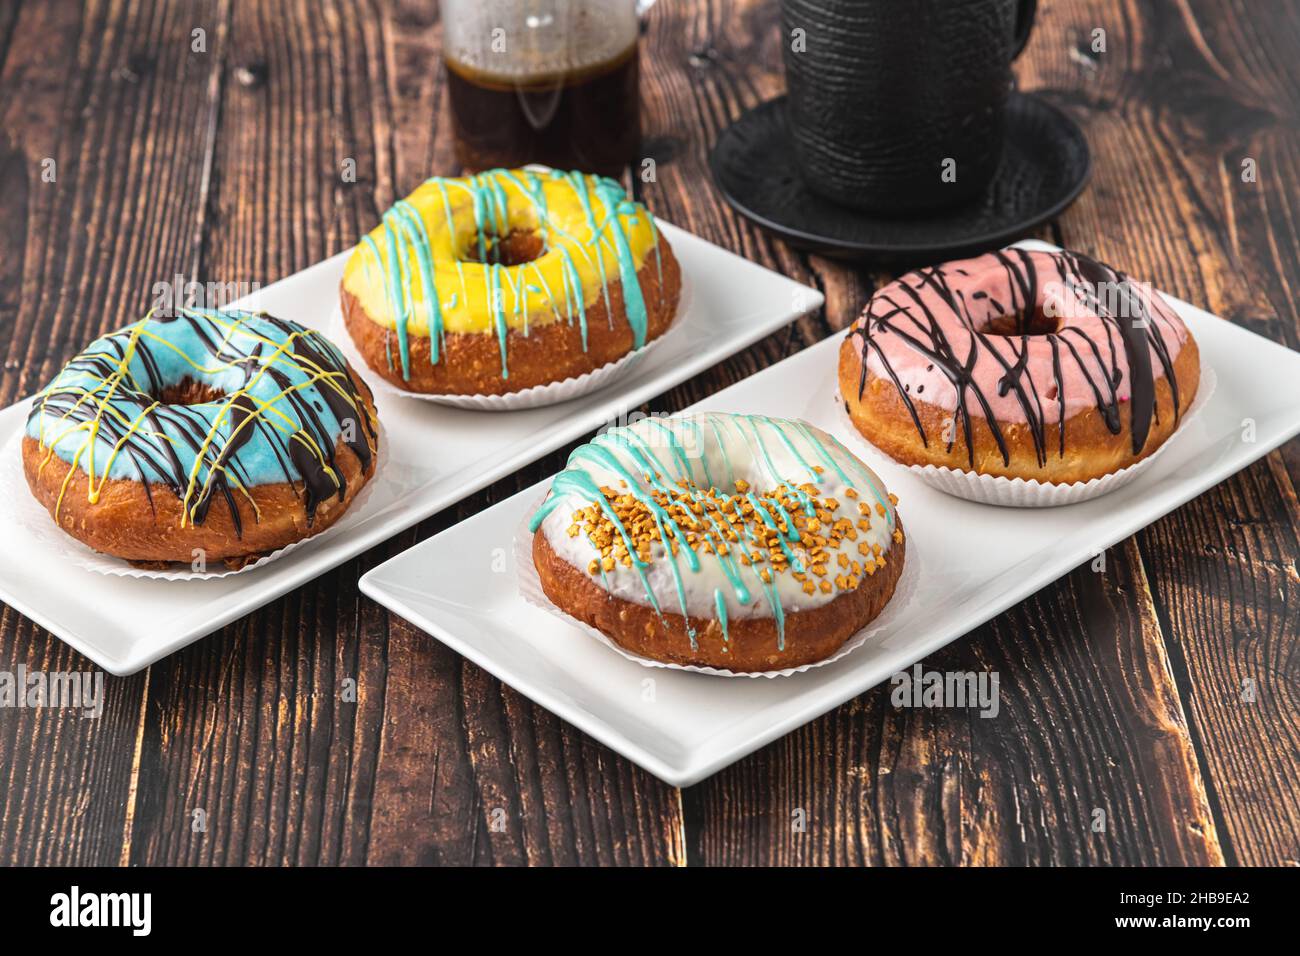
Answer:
xmin=850 ymin=249 xmax=1191 ymax=426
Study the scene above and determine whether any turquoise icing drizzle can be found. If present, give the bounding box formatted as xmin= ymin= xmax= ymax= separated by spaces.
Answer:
xmin=363 ymin=168 xmax=656 ymax=382
xmin=392 ymin=199 xmax=443 ymax=364
xmin=529 ymin=414 xmax=898 ymax=653
xmin=714 ymin=589 xmax=730 ymax=646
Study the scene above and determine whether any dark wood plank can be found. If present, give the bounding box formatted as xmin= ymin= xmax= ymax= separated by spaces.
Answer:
xmin=1029 ymin=0 xmax=1300 ymax=866
xmin=663 ymin=0 xmax=1229 ymax=865
xmin=686 ymin=542 xmax=1221 ymax=865
xmin=0 ymin=0 xmax=232 ymax=867
xmin=0 ymin=0 xmax=1295 ymax=868
xmin=118 ymin=0 xmax=683 ymax=867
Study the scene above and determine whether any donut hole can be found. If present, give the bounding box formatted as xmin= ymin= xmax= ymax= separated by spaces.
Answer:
xmin=983 ymin=307 xmax=1060 ymax=337
xmin=463 ymin=229 xmax=545 ymax=267
xmin=159 ymin=377 xmax=227 ymax=406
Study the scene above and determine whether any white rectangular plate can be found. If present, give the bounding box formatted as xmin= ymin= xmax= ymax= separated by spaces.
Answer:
xmin=359 ymin=241 xmax=1300 ymax=787
xmin=0 ymin=222 xmax=822 ymax=675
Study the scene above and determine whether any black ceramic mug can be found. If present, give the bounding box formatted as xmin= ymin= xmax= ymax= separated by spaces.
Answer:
xmin=781 ymin=0 xmax=1036 ymax=214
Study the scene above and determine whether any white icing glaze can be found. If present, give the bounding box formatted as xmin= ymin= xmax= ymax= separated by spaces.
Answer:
xmin=533 ymin=413 xmax=899 ymax=625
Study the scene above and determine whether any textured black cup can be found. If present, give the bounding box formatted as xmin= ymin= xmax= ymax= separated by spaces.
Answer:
xmin=781 ymin=0 xmax=1035 ymax=214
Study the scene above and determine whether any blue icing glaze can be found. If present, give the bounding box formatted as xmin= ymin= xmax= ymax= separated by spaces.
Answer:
xmin=27 ymin=308 xmax=377 ymax=528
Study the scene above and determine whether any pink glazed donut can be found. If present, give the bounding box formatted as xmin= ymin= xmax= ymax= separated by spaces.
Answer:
xmin=838 ymin=248 xmax=1200 ymax=483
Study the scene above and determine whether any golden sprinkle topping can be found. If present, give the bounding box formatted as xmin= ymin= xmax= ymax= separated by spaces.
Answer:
xmin=566 ymin=477 xmax=901 ymax=597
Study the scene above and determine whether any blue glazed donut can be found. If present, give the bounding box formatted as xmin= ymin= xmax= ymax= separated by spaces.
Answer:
xmin=22 ymin=307 xmax=380 ymax=568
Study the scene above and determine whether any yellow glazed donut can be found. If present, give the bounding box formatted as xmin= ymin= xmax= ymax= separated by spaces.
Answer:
xmin=341 ymin=167 xmax=680 ymax=395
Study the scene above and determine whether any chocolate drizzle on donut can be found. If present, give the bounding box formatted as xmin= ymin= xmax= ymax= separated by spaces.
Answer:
xmin=850 ymin=249 xmax=1184 ymax=468
xmin=28 ymin=308 xmax=379 ymax=534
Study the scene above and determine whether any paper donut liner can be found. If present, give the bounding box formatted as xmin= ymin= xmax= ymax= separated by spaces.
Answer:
xmin=329 ymin=272 xmax=693 ymax=412
xmin=0 ymin=422 xmax=389 ymax=581
xmin=835 ymin=358 xmax=1217 ymax=508
xmin=512 ymin=496 xmax=920 ymax=679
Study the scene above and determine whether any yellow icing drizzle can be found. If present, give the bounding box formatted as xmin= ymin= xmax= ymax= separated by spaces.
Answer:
xmin=29 ymin=308 xmax=379 ymax=534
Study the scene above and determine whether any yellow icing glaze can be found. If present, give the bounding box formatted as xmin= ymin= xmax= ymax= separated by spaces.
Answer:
xmin=342 ymin=168 xmax=659 ymax=339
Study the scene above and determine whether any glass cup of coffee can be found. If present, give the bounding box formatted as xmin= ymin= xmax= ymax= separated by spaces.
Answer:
xmin=443 ymin=0 xmax=646 ymax=178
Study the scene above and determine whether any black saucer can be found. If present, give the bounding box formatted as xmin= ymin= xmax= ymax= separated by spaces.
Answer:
xmin=709 ymin=92 xmax=1090 ymax=261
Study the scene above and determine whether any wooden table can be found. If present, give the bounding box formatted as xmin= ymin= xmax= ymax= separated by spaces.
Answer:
xmin=0 ymin=0 xmax=1295 ymax=867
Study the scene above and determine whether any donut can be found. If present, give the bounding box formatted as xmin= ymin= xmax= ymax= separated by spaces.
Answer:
xmin=528 ymin=413 xmax=905 ymax=671
xmin=839 ymin=248 xmax=1200 ymax=483
xmin=23 ymin=308 xmax=380 ymax=569
xmin=341 ymin=167 xmax=681 ymax=396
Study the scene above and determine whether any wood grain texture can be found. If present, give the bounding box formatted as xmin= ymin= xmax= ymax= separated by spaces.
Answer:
xmin=0 ymin=0 xmax=1295 ymax=867
xmin=0 ymin=0 xmax=222 ymax=867
xmin=1024 ymin=0 xmax=1300 ymax=867
xmin=686 ymin=542 xmax=1220 ymax=866
xmin=120 ymin=0 xmax=684 ymax=867
xmin=657 ymin=0 xmax=1231 ymax=866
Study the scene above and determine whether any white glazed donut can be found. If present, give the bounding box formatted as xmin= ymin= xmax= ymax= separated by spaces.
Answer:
xmin=528 ymin=412 xmax=906 ymax=671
